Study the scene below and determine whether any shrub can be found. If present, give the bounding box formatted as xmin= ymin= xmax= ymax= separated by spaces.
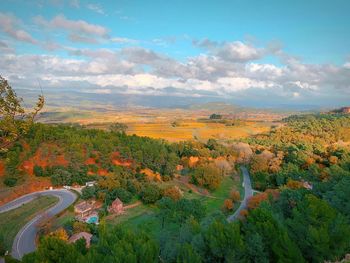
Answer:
xmin=81 ymin=186 xmax=96 ymax=200
xmin=33 ymin=165 xmax=44 ymax=177
xmin=230 ymin=190 xmax=240 ymax=202
xmin=141 ymin=184 xmax=162 ymax=204
xmin=163 ymin=186 xmax=182 ymax=201
xmin=4 ymin=177 xmax=17 ymax=187
xmin=223 ymin=199 xmax=234 ymax=211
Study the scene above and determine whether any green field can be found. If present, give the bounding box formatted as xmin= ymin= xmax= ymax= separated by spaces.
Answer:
xmin=0 ymin=196 xmax=58 ymax=250
xmin=106 ymin=174 xmax=242 ymax=238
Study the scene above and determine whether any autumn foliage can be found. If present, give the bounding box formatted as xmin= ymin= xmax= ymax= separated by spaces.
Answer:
xmin=247 ymin=190 xmax=279 ymax=210
xmin=163 ymin=186 xmax=182 ymax=201
xmin=50 ymin=228 xmax=69 ymax=241
xmin=239 ymin=209 xmax=249 ymax=218
xmin=230 ymin=190 xmax=240 ymax=202
xmin=223 ymin=199 xmax=234 ymax=211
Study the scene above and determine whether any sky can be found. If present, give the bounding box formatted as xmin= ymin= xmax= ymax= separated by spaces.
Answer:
xmin=0 ymin=0 xmax=350 ymax=109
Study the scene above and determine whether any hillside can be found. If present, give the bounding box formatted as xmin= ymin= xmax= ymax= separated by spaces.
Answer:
xmin=1 ymin=112 xmax=350 ymax=262
xmin=0 ymin=123 xmax=239 ymax=204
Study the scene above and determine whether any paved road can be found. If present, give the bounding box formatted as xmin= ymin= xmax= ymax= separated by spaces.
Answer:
xmin=0 ymin=189 xmax=77 ymax=260
xmin=227 ymin=166 xmax=253 ymax=221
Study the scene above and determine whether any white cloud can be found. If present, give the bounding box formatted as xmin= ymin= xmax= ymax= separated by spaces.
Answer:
xmin=246 ymin=63 xmax=283 ymax=78
xmin=292 ymin=81 xmax=318 ymax=90
xmin=34 ymin=14 xmax=109 ymax=43
xmin=111 ymin=37 xmax=138 ymax=44
xmin=216 ymin=41 xmax=262 ymax=62
xmin=86 ymin=3 xmax=105 ymax=15
xmin=217 ymin=77 xmax=273 ymax=92
xmin=0 ymin=32 xmax=349 ymax=107
xmin=0 ymin=13 xmax=37 ymax=44
xmin=68 ymin=33 xmax=99 ymax=44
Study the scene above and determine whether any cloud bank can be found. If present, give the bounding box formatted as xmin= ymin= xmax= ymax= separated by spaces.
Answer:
xmin=0 ymin=12 xmax=349 ymax=108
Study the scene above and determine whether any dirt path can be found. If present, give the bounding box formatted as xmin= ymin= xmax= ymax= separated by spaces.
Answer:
xmin=174 ymin=178 xmax=219 ymax=199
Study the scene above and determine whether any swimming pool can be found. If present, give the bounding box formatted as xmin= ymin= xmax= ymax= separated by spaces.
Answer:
xmin=86 ymin=215 xmax=98 ymax=224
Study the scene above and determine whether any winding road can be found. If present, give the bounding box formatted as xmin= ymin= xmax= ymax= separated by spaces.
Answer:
xmin=227 ymin=166 xmax=253 ymax=221
xmin=0 ymin=168 xmax=250 ymax=260
xmin=0 ymin=189 xmax=77 ymax=260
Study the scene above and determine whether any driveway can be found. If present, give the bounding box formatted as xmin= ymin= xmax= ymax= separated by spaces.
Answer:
xmin=0 ymin=189 xmax=77 ymax=260
xmin=227 ymin=166 xmax=253 ymax=221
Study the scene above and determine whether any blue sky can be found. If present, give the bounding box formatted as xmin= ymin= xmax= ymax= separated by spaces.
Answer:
xmin=0 ymin=0 xmax=349 ymax=108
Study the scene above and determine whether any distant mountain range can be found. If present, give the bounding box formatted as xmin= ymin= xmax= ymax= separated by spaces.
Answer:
xmin=16 ymin=88 xmax=342 ymax=112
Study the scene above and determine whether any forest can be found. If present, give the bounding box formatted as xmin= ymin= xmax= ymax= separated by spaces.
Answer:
xmin=1 ymin=112 xmax=349 ymax=263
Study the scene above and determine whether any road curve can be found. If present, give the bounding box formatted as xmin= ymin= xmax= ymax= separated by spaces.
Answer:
xmin=227 ymin=166 xmax=253 ymax=221
xmin=0 ymin=189 xmax=77 ymax=260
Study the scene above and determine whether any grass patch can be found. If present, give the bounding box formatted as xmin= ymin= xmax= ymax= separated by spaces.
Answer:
xmin=201 ymin=176 xmax=238 ymax=213
xmin=237 ymin=168 xmax=244 ymax=198
xmin=106 ymin=174 xmax=241 ymax=239
xmin=0 ymin=195 xmax=58 ymax=250
xmin=107 ymin=204 xmax=156 ymax=226
xmin=107 ymin=175 xmax=240 ymax=230
xmin=107 ymin=204 xmax=163 ymax=238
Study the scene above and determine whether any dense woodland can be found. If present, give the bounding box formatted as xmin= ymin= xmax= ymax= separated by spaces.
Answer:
xmin=1 ymin=123 xmax=229 ymax=205
xmin=1 ymin=112 xmax=350 ymax=262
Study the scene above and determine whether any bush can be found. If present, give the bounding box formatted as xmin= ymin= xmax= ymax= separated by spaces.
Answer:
xmin=223 ymin=199 xmax=234 ymax=212
xmin=163 ymin=186 xmax=182 ymax=201
xmin=190 ymin=162 xmax=222 ymax=190
xmin=50 ymin=168 xmax=72 ymax=186
xmin=115 ymin=188 xmax=132 ymax=203
xmin=230 ymin=190 xmax=240 ymax=202
xmin=4 ymin=177 xmax=17 ymax=187
xmin=81 ymin=186 xmax=96 ymax=200
xmin=33 ymin=165 xmax=44 ymax=177
xmin=141 ymin=184 xmax=162 ymax=204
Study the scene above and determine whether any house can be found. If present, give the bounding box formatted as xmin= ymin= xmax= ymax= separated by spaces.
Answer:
xmin=68 ymin=232 xmax=93 ymax=248
xmin=341 ymin=107 xmax=350 ymax=114
xmin=74 ymin=201 xmax=96 ymax=218
xmin=85 ymin=181 xmax=96 ymax=187
xmin=108 ymin=198 xmax=124 ymax=215
xmin=302 ymin=181 xmax=313 ymax=190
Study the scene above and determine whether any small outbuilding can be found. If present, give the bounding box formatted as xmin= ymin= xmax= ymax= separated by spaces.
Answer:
xmin=108 ymin=198 xmax=124 ymax=215
xmin=68 ymin=232 xmax=93 ymax=248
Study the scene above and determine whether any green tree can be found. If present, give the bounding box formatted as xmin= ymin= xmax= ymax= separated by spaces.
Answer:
xmin=22 ymin=236 xmax=80 ymax=263
xmin=244 ymin=233 xmax=269 ymax=263
xmin=176 ymin=243 xmax=201 ymax=263
xmin=33 ymin=165 xmax=44 ymax=177
xmin=140 ymin=184 xmax=162 ymax=204
xmin=209 ymin=114 xmax=222 ymax=120
xmin=157 ymin=197 xmax=175 ymax=229
xmin=202 ymin=221 xmax=245 ymax=262
xmin=0 ymin=76 xmax=44 ymax=153
xmin=191 ymin=162 xmax=222 ymax=190
xmin=75 ymin=238 xmax=88 ymax=255
xmin=109 ymin=122 xmax=128 ymax=133
xmin=51 ymin=167 xmax=72 ymax=186
xmin=84 ymin=226 xmax=159 ymax=263
xmin=245 ymin=205 xmax=305 ymax=263
xmin=286 ymin=195 xmax=350 ymax=262
xmin=81 ymin=186 xmax=96 ymax=200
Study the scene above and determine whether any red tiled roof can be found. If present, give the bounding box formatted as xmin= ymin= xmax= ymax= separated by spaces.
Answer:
xmin=112 ymin=198 xmax=123 ymax=206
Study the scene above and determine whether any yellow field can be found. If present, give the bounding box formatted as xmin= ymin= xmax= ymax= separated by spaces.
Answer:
xmin=127 ymin=121 xmax=200 ymax=142
xmin=126 ymin=120 xmax=272 ymax=142
xmin=38 ymin=108 xmax=277 ymax=143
